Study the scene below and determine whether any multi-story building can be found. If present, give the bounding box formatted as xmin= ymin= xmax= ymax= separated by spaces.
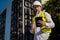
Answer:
xmin=0 ymin=0 xmax=36 ymax=40
xmin=0 ymin=9 xmax=6 ymax=40
xmin=11 ymin=0 xmax=35 ymax=40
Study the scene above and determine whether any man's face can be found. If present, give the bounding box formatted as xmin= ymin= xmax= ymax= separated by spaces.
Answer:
xmin=33 ymin=5 xmax=42 ymax=12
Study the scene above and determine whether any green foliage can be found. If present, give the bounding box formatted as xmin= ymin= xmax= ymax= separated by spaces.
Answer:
xmin=43 ymin=0 xmax=60 ymax=22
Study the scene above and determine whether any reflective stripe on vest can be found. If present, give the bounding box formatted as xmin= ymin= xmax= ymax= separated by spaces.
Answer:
xmin=32 ymin=12 xmax=51 ymax=33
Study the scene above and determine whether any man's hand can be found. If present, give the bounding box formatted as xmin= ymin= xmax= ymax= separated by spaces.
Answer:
xmin=37 ymin=20 xmax=46 ymax=26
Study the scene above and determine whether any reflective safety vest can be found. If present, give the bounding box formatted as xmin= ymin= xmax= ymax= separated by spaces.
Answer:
xmin=32 ymin=11 xmax=51 ymax=33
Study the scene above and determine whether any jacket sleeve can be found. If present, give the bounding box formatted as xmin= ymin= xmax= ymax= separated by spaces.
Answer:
xmin=45 ymin=12 xmax=55 ymax=28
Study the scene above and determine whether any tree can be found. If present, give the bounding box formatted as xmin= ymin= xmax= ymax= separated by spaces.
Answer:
xmin=43 ymin=0 xmax=60 ymax=23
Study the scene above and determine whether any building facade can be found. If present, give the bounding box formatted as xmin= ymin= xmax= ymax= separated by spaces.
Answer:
xmin=0 ymin=9 xmax=6 ymax=40
xmin=11 ymin=0 xmax=35 ymax=40
xmin=0 ymin=0 xmax=36 ymax=40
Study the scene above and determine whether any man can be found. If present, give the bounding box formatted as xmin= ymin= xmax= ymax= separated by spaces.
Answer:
xmin=31 ymin=1 xmax=55 ymax=40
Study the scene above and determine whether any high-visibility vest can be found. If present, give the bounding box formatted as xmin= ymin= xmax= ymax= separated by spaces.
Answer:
xmin=32 ymin=11 xmax=51 ymax=33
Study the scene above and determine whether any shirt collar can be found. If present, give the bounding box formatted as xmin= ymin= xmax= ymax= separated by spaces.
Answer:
xmin=37 ymin=11 xmax=42 ymax=17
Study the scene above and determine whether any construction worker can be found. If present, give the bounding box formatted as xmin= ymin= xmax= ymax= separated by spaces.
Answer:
xmin=31 ymin=1 xmax=55 ymax=40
